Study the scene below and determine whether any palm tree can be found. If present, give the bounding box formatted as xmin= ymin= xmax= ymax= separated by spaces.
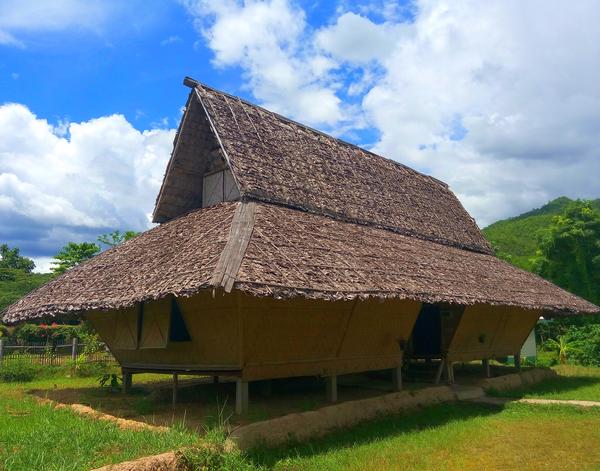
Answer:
xmin=544 ymin=336 xmax=580 ymax=364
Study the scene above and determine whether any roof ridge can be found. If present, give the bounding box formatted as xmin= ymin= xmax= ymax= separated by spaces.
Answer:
xmin=185 ymin=77 xmax=449 ymax=190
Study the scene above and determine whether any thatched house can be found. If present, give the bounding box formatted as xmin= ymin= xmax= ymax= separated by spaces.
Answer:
xmin=4 ymin=77 xmax=598 ymax=413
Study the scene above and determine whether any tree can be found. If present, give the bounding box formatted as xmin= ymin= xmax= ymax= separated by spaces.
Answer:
xmin=0 ymin=244 xmax=35 ymax=273
xmin=97 ymin=230 xmax=139 ymax=248
xmin=544 ymin=335 xmax=581 ymax=364
xmin=51 ymin=242 xmax=100 ymax=275
xmin=532 ymin=200 xmax=600 ymax=304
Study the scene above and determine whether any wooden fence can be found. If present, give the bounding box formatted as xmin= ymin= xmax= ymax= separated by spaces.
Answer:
xmin=0 ymin=338 xmax=115 ymax=367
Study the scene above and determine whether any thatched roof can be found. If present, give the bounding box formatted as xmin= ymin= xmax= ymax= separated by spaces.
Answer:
xmin=4 ymin=201 xmax=597 ymax=324
xmin=153 ymin=81 xmax=492 ymax=255
xmin=4 ymin=79 xmax=598 ymax=323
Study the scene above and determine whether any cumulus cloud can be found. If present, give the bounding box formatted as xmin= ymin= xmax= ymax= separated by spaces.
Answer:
xmin=187 ymin=0 xmax=600 ymax=226
xmin=182 ymin=0 xmax=345 ymax=126
xmin=0 ymin=104 xmax=174 ymax=266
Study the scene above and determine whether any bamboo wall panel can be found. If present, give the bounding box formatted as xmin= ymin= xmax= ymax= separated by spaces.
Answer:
xmin=140 ymin=297 xmax=170 ymax=349
xmin=447 ymin=304 xmax=540 ymax=362
xmin=240 ymin=294 xmax=420 ymax=381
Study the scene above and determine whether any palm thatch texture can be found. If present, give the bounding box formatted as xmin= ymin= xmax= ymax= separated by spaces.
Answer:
xmin=3 ymin=78 xmax=599 ymax=324
xmin=3 ymin=199 xmax=598 ymax=324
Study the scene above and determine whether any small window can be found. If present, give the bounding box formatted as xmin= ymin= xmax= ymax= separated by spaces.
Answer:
xmin=202 ymin=168 xmax=240 ymax=207
xmin=169 ymin=298 xmax=191 ymax=342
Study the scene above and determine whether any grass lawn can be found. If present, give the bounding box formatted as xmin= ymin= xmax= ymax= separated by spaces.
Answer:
xmin=248 ymin=402 xmax=600 ymax=470
xmin=489 ymin=365 xmax=600 ymax=401
xmin=0 ymin=374 xmax=200 ymax=471
xmin=2 ymin=366 xmax=600 ymax=470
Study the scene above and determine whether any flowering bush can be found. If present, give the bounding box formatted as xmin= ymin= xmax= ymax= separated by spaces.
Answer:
xmin=14 ymin=323 xmax=84 ymax=345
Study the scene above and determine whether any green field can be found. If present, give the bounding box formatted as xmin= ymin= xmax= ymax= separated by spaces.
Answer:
xmin=2 ymin=367 xmax=600 ymax=470
xmin=0 ymin=375 xmax=199 ymax=471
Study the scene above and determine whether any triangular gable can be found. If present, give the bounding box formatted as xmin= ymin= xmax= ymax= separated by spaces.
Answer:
xmin=153 ymin=79 xmax=492 ymax=255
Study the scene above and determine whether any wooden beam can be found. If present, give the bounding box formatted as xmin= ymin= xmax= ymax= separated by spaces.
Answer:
xmin=236 ymin=379 xmax=249 ymax=415
xmin=514 ymin=352 xmax=522 ymax=371
xmin=482 ymin=358 xmax=491 ymax=378
xmin=434 ymin=358 xmax=445 ymax=385
xmin=122 ymin=369 xmax=132 ymax=394
xmin=392 ymin=366 xmax=402 ymax=391
xmin=326 ymin=375 xmax=338 ymax=403
xmin=172 ymin=373 xmax=179 ymax=406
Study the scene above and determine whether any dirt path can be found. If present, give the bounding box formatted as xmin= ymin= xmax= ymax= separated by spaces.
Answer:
xmin=471 ymin=396 xmax=600 ymax=408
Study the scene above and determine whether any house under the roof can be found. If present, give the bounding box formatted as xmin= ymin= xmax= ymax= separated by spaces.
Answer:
xmin=4 ymin=77 xmax=598 ymax=414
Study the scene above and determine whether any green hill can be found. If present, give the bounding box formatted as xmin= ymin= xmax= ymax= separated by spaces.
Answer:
xmin=0 ymin=269 xmax=54 ymax=315
xmin=483 ymin=197 xmax=600 ymax=271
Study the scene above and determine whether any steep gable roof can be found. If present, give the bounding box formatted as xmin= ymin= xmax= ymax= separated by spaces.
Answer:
xmin=153 ymin=79 xmax=492 ymax=255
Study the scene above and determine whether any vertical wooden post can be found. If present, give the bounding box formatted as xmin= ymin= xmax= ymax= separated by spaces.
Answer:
xmin=434 ymin=358 xmax=446 ymax=384
xmin=514 ymin=353 xmax=522 ymax=371
xmin=213 ymin=376 xmax=219 ymax=384
xmin=172 ymin=373 xmax=179 ymax=406
xmin=236 ymin=379 xmax=248 ymax=415
xmin=122 ymin=369 xmax=132 ymax=394
xmin=0 ymin=338 xmax=4 ymax=364
xmin=446 ymin=361 xmax=455 ymax=384
xmin=326 ymin=375 xmax=338 ymax=403
xmin=392 ymin=366 xmax=402 ymax=391
xmin=482 ymin=359 xmax=491 ymax=378
xmin=71 ymin=338 xmax=78 ymax=361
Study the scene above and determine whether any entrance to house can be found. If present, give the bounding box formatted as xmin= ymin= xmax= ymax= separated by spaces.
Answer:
xmin=411 ymin=303 xmax=442 ymax=357
xmin=408 ymin=303 xmax=465 ymax=360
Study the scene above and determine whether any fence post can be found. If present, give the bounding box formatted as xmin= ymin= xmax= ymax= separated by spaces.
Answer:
xmin=71 ymin=337 xmax=78 ymax=361
xmin=0 ymin=339 xmax=4 ymax=365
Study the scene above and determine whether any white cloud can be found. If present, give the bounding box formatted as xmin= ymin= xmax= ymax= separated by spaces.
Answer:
xmin=0 ymin=103 xmax=174 ymax=264
xmin=315 ymin=12 xmax=402 ymax=63
xmin=0 ymin=0 xmax=162 ymax=47
xmin=182 ymin=0 xmax=345 ymax=126
xmin=187 ymin=0 xmax=600 ymax=226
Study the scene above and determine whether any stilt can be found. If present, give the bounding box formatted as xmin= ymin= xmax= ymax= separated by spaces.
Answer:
xmin=172 ymin=373 xmax=179 ymax=406
xmin=122 ymin=369 xmax=132 ymax=394
xmin=434 ymin=358 xmax=446 ymax=385
xmin=392 ymin=366 xmax=402 ymax=391
xmin=514 ymin=352 xmax=522 ymax=371
xmin=213 ymin=376 xmax=219 ymax=384
xmin=446 ymin=361 xmax=455 ymax=384
xmin=235 ymin=379 xmax=249 ymax=415
xmin=326 ymin=375 xmax=338 ymax=403
xmin=482 ymin=358 xmax=491 ymax=378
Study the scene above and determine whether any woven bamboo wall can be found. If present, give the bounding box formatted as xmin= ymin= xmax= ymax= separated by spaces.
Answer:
xmin=85 ymin=291 xmax=421 ymax=379
xmin=446 ymin=304 xmax=540 ymax=362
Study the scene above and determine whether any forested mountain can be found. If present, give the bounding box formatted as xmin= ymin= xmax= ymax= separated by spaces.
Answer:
xmin=483 ymin=197 xmax=600 ymax=271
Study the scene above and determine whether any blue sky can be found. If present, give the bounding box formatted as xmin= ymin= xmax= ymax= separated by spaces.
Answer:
xmin=1 ymin=0 xmax=600 ymax=271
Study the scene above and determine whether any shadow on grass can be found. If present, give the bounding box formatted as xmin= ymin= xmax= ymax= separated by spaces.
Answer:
xmin=488 ymin=375 xmax=600 ymax=399
xmin=245 ymin=402 xmax=501 ymax=468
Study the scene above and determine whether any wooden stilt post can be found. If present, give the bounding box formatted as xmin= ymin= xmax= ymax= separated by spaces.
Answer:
xmin=434 ymin=358 xmax=445 ymax=385
xmin=172 ymin=373 xmax=179 ymax=406
xmin=71 ymin=337 xmax=78 ymax=361
xmin=326 ymin=375 xmax=338 ymax=403
xmin=514 ymin=353 xmax=522 ymax=371
xmin=122 ymin=369 xmax=132 ymax=394
xmin=446 ymin=361 xmax=455 ymax=384
xmin=235 ymin=379 xmax=248 ymax=415
xmin=392 ymin=366 xmax=402 ymax=391
xmin=482 ymin=359 xmax=491 ymax=378
xmin=213 ymin=376 xmax=219 ymax=384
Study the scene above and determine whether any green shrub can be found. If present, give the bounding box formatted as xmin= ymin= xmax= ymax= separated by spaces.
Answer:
xmin=564 ymin=324 xmax=600 ymax=367
xmin=67 ymin=354 xmax=109 ymax=377
xmin=535 ymin=350 xmax=558 ymax=368
xmin=0 ymin=357 xmax=42 ymax=382
xmin=0 ymin=323 xmax=8 ymax=338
